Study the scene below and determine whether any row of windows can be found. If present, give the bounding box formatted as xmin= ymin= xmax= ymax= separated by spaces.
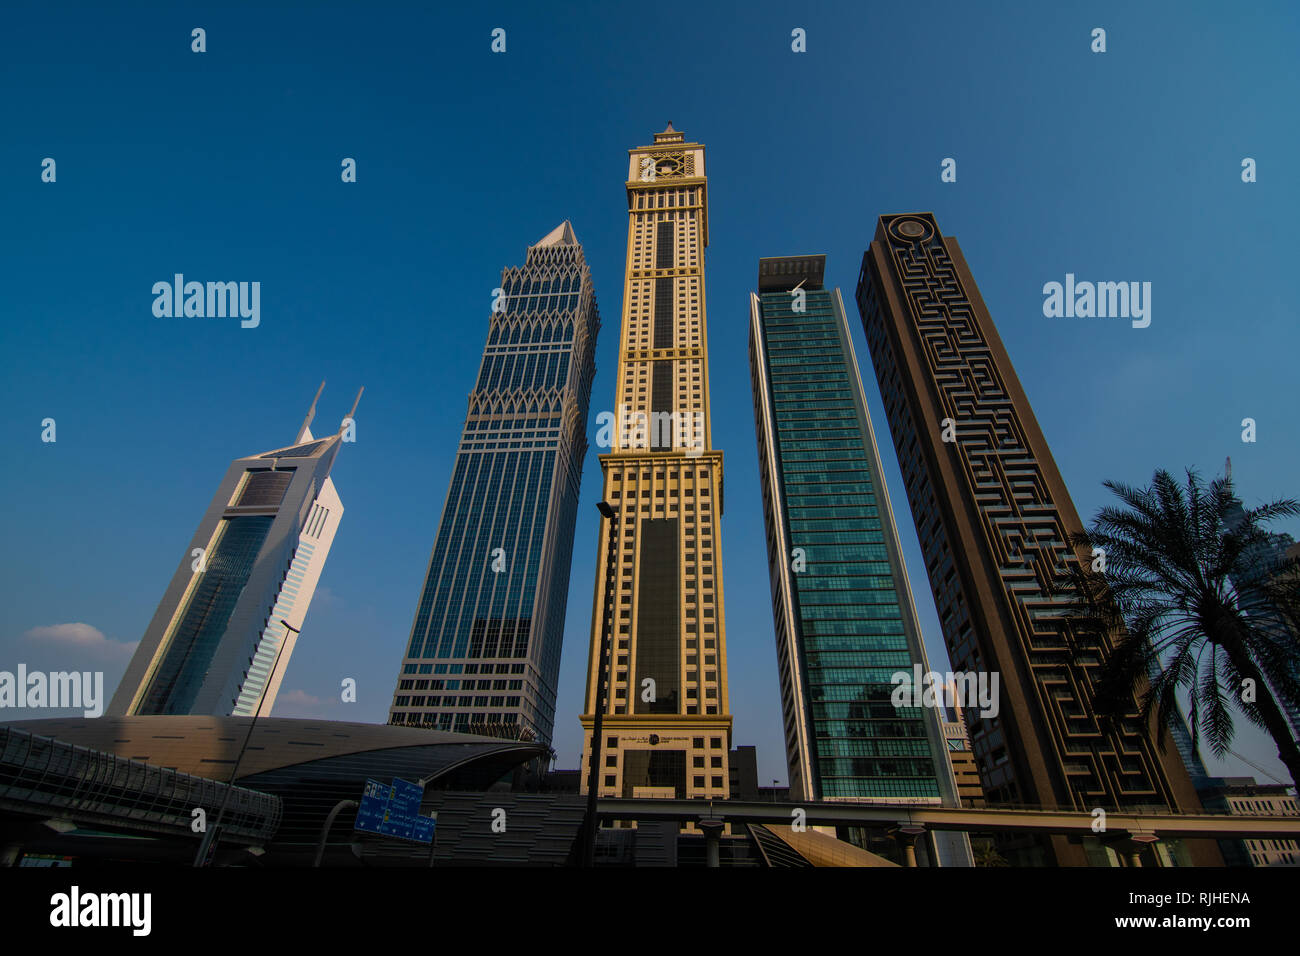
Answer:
xmin=497 ymin=271 xmax=583 ymax=297
xmin=609 ymin=468 xmax=712 ymax=482
xmin=770 ymin=375 xmax=851 ymax=390
xmin=815 ymin=738 xmax=935 ymax=757
xmin=493 ymin=294 xmax=582 ymax=318
xmin=397 ymin=678 xmax=524 ymax=691
xmin=402 ymin=662 xmax=528 ymax=675
xmin=808 ymin=661 xmax=916 ymax=680
xmin=632 ymin=188 xmax=699 ymax=209
xmin=812 ymin=718 xmax=930 ymax=738
xmin=777 ymin=421 xmax=861 ymax=437
xmin=466 ymin=417 xmax=560 ymax=432
xmin=392 ymin=711 xmax=522 ymax=729
xmin=601 ymin=735 xmax=724 ymax=750
xmin=763 ymin=316 xmax=838 ymax=331
xmin=820 ymin=779 xmax=941 ymax=798
xmin=793 ymin=590 xmax=902 ymax=609
xmin=818 ymin=757 xmax=939 ymax=778
xmin=787 ymin=575 xmax=898 ymax=592
xmin=1230 ymin=798 xmax=1300 ymax=815
xmin=394 ymin=694 xmax=522 ymax=708
xmin=774 ymin=408 xmax=868 ymax=424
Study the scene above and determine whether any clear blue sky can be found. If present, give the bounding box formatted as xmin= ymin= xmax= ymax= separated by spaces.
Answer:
xmin=2 ymin=1 xmax=1297 ymax=789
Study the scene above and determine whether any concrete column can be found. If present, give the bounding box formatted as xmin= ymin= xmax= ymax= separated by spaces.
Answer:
xmin=1127 ymin=834 xmax=1162 ymax=868
xmin=699 ymin=819 xmax=724 ymax=868
xmin=890 ymin=827 xmax=921 ymax=867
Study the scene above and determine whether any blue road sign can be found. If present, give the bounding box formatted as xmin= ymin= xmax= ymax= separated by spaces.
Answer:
xmin=353 ymin=777 xmax=437 ymax=844
xmin=411 ymin=814 xmax=437 ymax=844
xmin=388 ymin=778 xmax=423 ymax=817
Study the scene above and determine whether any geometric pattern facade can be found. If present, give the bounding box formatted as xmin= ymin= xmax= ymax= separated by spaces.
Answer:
xmin=855 ymin=213 xmax=1209 ymax=865
xmin=388 ymin=223 xmax=600 ymax=746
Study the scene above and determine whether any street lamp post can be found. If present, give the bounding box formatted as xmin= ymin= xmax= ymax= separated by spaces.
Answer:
xmin=581 ymin=500 xmax=618 ymax=867
xmin=313 ymin=799 xmax=359 ymax=868
xmin=193 ymin=618 xmax=299 ymax=867
xmin=415 ymin=772 xmax=440 ymax=868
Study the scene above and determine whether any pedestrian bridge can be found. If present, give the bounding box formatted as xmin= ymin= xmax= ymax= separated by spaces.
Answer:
xmin=0 ymin=726 xmax=281 ymax=844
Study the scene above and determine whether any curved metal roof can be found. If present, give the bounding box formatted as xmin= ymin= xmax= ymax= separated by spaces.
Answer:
xmin=2 ymin=717 xmax=546 ymax=782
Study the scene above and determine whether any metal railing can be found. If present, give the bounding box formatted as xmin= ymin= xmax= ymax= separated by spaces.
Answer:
xmin=0 ymin=727 xmax=281 ymax=841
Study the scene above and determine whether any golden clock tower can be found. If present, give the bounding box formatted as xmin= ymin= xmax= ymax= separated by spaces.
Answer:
xmin=579 ymin=125 xmax=732 ymax=818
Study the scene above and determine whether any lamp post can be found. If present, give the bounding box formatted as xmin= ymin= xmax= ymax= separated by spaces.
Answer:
xmin=581 ymin=500 xmax=618 ymax=867
xmin=415 ymin=772 xmax=440 ymax=868
xmin=194 ymin=618 xmax=298 ymax=867
xmin=313 ymin=799 xmax=359 ymax=868
xmin=889 ymin=822 xmax=927 ymax=868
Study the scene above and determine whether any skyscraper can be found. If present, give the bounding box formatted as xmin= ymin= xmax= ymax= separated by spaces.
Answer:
xmin=855 ymin=213 xmax=1216 ymax=865
xmin=749 ymin=254 xmax=969 ymax=866
xmin=942 ymin=705 xmax=986 ymax=809
xmin=110 ymin=384 xmax=356 ymax=717
xmin=388 ymin=222 xmax=599 ymax=746
xmin=1223 ymin=457 xmax=1300 ymax=740
xmin=579 ymin=125 xmax=733 ymax=805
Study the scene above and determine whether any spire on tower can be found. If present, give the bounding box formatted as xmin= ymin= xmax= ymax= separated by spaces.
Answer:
xmin=534 ymin=220 xmax=577 ymax=247
xmin=296 ymin=381 xmax=326 ymax=443
xmin=653 ymin=122 xmax=685 ymax=143
xmin=344 ymin=386 xmax=364 ymax=426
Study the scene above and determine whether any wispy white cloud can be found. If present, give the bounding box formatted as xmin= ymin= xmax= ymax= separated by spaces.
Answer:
xmin=312 ymin=586 xmax=342 ymax=608
xmin=20 ymin=623 xmax=138 ymax=663
xmin=277 ymin=689 xmax=322 ymax=707
xmin=272 ymin=687 xmax=334 ymax=718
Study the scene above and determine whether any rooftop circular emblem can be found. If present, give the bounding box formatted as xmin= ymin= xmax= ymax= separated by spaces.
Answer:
xmin=897 ymin=219 xmax=927 ymax=238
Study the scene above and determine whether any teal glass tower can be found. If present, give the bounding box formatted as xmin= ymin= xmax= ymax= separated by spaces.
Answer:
xmin=749 ymin=255 xmax=968 ymax=864
xmin=387 ymin=222 xmax=600 ymax=746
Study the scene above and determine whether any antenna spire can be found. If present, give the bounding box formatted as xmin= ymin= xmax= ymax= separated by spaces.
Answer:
xmin=296 ymin=381 xmax=326 ymax=443
xmin=344 ymin=386 xmax=365 ymax=426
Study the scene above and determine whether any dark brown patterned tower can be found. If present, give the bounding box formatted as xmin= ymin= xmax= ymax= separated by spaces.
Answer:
xmin=855 ymin=213 xmax=1218 ymax=866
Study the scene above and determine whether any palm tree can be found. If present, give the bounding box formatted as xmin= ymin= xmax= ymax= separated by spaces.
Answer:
xmin=1057 ymin=469 xmax=1300 ymax=787
xmin=971 ymin=839 xmax=1009 ymax=867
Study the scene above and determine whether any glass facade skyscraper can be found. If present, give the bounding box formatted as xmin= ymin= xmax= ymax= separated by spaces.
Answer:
xmin=387 ymin=222 xmax=599 ymax=746
xmin=749 ymin=255 xmax=969 ymax=865
xmin=1223 ymin=458 xmax=1300 ymax=740
xmin=109 ymin=384 xmax=351 ymax=718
